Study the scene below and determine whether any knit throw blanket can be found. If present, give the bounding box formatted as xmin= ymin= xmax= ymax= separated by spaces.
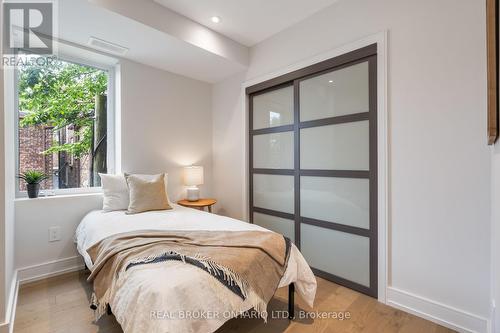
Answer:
xmin=86 ymin=230 xmax=291 ymax=321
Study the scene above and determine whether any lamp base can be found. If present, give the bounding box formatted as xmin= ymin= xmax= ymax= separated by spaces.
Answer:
xmin=186 ymin=187 xmax=200 ymax=201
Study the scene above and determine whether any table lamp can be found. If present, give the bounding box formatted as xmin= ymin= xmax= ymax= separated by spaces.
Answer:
xmin=183 ymin=165 xmax=204 ymax=201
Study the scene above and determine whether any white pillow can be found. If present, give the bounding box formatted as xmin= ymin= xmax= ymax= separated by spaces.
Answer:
xmin=100 ymin=173 xmax=129 ymax=211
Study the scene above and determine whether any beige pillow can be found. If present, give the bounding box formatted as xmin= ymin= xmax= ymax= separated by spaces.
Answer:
xmin=125 ymin=173 xmax=172 ymax=214
xmin=131 ymin=173 xmax=172 ymax=205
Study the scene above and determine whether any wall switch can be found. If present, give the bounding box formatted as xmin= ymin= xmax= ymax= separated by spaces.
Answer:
xmin=49 ymin=226 xmax=61 ymax=242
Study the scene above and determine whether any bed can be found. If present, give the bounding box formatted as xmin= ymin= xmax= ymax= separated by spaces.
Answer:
xmin=75 ymin=204 xmax=317 ymax=333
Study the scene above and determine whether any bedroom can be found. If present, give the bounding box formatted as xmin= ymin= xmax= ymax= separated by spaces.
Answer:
xmin=0 ymin=0 xmax=498 ymax=332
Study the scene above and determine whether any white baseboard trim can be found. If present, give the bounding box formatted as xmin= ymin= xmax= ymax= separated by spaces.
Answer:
xmin=0 ymin=257 xmax=84 ymax=333
xmin=7 ymin=272 xmax=19 ymax=333
xmin=0 ymin=271 xmax=19 ymax=333
xmin=8 ymin=259 xmax=495 ymax=333
xmin=387 ymin=287 xmax=491 ymax=333
xmin=17 ymin=256 xmax=85 ymax=285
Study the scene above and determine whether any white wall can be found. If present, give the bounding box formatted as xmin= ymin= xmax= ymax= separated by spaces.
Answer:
xmin=1 ymin=0 xmax=17 ymax=327
xmin=14 ymin=59 xmax=214 ymax=277
xmin=0 ymin=0 xmax=6 ymax=323
xmin=2 ymin=67 xmax=15 ymax=332
xmin=212 ymin=72 xmax=246 ymax=219
xmin=492 ymin=145 xmax=500 ymax=332
xmin=490 ymin=17 xmax=500 ymax=333
xmin=119 ymin=59 xmax=213 ymax=201
xmin=14 ymin=194 xmax=102 ymax=277
xmin=0 ymin=65 xmax=17 ymax=332
xmin=211 ymin=0 xmax=491 ymax=330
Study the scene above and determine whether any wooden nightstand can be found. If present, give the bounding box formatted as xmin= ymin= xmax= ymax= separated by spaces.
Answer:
xmin=177 ymin=198 xmax=217 ymax=213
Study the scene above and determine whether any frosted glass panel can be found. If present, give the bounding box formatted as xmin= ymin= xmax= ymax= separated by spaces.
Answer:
xmin=253 ymin=212 xmax=294 ymax=242
xmin=301 ymin=224 xmax=370 ymax=286
xmin=253 ymin=86 xmax=294 ymax=129
xmin=301 ymin=177 xmax=369 ymax=229
xmin=253 ymin=132 xmax=294 ymax=169
xmin=300 ymin=121 xmax=369 ymax=170
xmin=300 ymin=62 xmax=369 ymax=121
xmin=253 ymin=174 xmax=294 ymax=213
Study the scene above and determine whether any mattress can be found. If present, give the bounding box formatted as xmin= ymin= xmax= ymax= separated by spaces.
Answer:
xmin=75 ymin=204 xmax=317 ymax=333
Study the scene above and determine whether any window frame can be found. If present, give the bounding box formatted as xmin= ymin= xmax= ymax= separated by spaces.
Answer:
xmin=14 ymin=52 xmax=117 ymax=198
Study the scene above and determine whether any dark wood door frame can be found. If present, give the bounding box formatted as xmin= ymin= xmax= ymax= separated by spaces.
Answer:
xmin=248 ymin=44 xmax=378 ymax=298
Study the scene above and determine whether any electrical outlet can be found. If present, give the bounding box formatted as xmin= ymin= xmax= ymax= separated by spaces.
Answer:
xmin=49 ymin=226 xmax=61 ymax=242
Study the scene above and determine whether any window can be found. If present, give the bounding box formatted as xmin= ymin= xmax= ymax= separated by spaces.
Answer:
xmin=15 ymin=54 xmax=114 ymax=195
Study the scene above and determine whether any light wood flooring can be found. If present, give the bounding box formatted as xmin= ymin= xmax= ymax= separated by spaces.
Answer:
xmin=13 ymin=270 xmax=455 ymax=333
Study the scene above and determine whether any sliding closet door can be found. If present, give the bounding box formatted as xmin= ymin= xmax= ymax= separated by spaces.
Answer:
xmin=249 ymin=45 xmax=377 ymax=297
xmin=298 ymin=56 xmax=377 ymax=296
xmin=250 ymin=84 xmax=296 ymax=242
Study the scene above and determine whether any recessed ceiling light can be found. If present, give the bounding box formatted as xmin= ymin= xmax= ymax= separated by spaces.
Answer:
xmin=328 ymin=80 xmax=334 ymax=83
xmin=211 ymin=16 xmax=221 ymax=23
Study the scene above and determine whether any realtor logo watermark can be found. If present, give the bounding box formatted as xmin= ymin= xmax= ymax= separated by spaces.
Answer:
xmin=150 ymin=310 xmax=352 ymax=321
xmin=3 ymin=0 xmax=57 ymax=68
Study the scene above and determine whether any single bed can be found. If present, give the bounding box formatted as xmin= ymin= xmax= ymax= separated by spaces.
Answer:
xmin=75 ymin=204 xmax=317 ymax=333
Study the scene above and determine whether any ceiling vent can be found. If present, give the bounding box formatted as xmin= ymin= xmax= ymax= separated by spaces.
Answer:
xmin=88 ymin=37 xmax=129 ymax=56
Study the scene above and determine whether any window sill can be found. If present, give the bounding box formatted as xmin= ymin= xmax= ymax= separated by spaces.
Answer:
xmin=15 ymin=190 xmax=103 ymax=202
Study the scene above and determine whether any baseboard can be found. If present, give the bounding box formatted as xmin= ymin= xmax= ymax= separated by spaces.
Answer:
xmin=7 ymin=272 xmax=19 ymax=333
xmin=0 ymin=271 xmax=19 ymax=333
xmin=387 ymin=287 xmax=491 ymax=333
xmin=10 ymin=259 xmax=494 ymax=333
xmin=0 ymin=258 xmax=84 ymax=333
xmin=17 ymin=256 xmax=85 ymax=284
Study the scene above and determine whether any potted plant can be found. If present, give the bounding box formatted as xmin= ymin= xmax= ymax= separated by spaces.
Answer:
xmin=17 ymin=170 xmax=49 ymax=198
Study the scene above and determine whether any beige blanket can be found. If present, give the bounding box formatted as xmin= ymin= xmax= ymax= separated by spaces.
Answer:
xmin=87 ymin=230 xmax=291 ymax=321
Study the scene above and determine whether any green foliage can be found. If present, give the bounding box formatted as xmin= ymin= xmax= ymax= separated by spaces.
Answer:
xmin=18 ymin=56 xmax=107 ymax=158
xmin=17 ymin=170 xmax=50 ymax=184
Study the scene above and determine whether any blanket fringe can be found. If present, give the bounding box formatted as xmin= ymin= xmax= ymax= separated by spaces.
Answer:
xmin=126 ymin=251 xmax=250 ymax=298
xmin=90 ymin=289 xmax=111 ymax=321
xmin=91 ymin=251 xmax=271 ymax=322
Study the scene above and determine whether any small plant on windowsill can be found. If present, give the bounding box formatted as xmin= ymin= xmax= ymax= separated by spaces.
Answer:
xmin=17 ymin=170 xmax=49 ymax=199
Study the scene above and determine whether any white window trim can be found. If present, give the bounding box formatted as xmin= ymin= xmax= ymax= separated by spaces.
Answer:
xmin=14 ymin=52 xmax=117 ymax=198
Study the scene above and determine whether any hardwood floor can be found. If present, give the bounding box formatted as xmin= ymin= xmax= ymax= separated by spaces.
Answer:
xmin=14 ymin=270 xmax=455 ymax=333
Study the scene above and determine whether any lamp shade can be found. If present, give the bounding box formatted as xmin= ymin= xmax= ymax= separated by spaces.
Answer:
xmin=183 ymin=166 xmax=204 ymax=186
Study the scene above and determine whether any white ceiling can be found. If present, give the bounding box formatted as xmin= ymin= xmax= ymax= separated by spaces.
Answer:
xmin=154 ymin=0 xmax=339 ymax=46
xmin=58 ymin=0 xmax=247 ymax=83
xmin=58 ymin=0 xmax=339 ymax=83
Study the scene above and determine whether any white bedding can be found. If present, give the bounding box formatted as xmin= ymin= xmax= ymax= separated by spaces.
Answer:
xmin=75 ymin=204 xmax=317 ymax=333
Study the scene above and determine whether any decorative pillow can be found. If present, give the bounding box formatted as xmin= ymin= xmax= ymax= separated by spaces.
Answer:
xmin=131 ymin=173 xmax=172 ymax=205
xmin=125 ymin=173 xmax=172 ymax=214
xmin=99 ymin=173 xmax=129 ymax=212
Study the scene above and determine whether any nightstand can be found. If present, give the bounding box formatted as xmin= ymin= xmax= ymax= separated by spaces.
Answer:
xmin=177 ymin=198 xmax=217 ymax=213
